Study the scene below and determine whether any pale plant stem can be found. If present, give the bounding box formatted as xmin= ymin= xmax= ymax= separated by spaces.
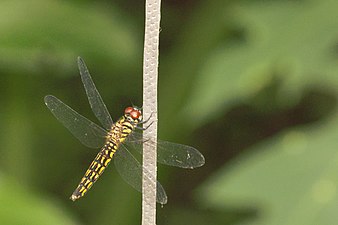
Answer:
xmin=142 ymin=0 xmax=161 ymax=224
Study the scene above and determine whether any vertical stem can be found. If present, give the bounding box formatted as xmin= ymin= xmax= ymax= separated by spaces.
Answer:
xmin=142 ymin=0 xmax=161 ymax=224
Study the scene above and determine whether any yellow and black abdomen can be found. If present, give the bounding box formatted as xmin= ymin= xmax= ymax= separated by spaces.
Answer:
xmin=70 ymin=117 xmax=137 ymax=201
xmin=70 ymin=140 xmax=118 ymax=201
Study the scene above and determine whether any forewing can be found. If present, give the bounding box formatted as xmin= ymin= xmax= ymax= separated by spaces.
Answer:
xmin=77 ymin=57 xmax=113 ymax=130
xmin=126 ymin=132 xmax=205 ymax=169
xmin=44 ymin=95 xmax=106 ymax=148
xmin=114 ymin=145 xmax=168 ymax=204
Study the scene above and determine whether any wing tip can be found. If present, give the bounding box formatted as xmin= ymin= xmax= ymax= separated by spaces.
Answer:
xmin=198 ymin=154 xmax=206 ymax=167
xmin=158 ymin=196 xmax=168 ymax=205
xmin=185 ymin=152 xmax=205 ymax=169
xmin=44 ymin=95 xmax=54 ymax=105
xmin=77 ymin=56 xmax=86 ymax=68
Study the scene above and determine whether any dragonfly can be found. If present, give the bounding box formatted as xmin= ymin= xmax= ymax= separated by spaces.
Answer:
xmin=44 ymin=57 xmax=205 ymax=204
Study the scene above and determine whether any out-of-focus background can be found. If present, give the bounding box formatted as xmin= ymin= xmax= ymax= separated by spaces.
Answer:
xmin=1 ymin=0 xmax=338 ymax=224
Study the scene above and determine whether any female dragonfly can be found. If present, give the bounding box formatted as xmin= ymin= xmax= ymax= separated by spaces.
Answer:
xmin=44 ymin=57 xmax=205 ymax=204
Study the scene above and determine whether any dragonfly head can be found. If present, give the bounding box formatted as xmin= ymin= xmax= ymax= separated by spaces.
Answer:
xmin=124 ymin=106 xmax=143 ymax=123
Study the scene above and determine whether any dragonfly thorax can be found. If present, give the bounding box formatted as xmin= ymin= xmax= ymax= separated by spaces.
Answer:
xmin=124 ymin=106 xmax=143 ymax=124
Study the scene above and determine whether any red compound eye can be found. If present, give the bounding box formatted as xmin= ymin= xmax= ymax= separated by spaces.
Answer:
xmin=124 ymin=107 xmax=134 ymax=115
xmin=130 ymin=110 xmax=141 ymax=119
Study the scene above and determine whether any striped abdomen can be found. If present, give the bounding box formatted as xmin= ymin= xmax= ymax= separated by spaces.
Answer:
xmin=70 ymin=117 xmax=136 ymax=201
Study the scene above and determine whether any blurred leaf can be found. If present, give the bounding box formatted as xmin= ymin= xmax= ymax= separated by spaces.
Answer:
xmin=0 ymin=174 xmax=79 ymax=225
xmin=184 ymin=0 xmax=338 ymax=127
xmin=199 ymin=112 xmax=338 ymax=225
xmin=159 ymin=0 xmax=229 ymax=138
xmin=0 ymin=0 xmax=138 ymax=76
xmin=158 ymin=205 xmax=256 ymax=225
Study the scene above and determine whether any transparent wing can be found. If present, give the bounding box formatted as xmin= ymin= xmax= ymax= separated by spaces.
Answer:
xmin=44 ymin=95 xmax=107 ymax=148
xmin=114 ymin=145 xmax=168 ymax=204
xmin=126 ymin=132 xmax=205 ymax=169
xmin=78 ymin=57 xmax=113 ymax=130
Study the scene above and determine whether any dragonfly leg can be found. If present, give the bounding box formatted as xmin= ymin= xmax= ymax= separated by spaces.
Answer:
xmin=135 ymin=121 xmax=153 ymax=130
xmin=139 ymin=112 xmax=153 ymax=124
xmin=127 ymin=136 xmax=150 ymax=144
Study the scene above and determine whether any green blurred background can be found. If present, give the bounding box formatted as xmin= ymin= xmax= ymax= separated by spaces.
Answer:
xmin=1 ymin=0 xmax=338 ymax=224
